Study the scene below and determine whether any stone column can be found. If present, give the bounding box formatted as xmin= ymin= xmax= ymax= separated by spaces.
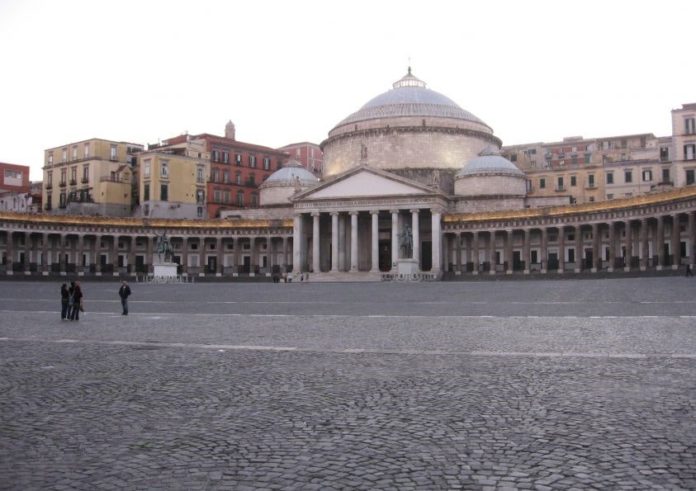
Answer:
xmin=624 ymin=221 xmax=632 ymax=272
xmin=443 ymin=234 xmax=450 ymax=273
xmin=575 ymin=225 xmax=583 ymax=273
xmin=689 ymin=212 xmax=696 ymax=268
xmin=146 ymin=235 xmax=153 ymax=274
xmin=488 ymin=231 xmax=496 ymax=275
xmin=456 ymin=233 xmax=463 ymax=274
xmin=42 ymin=233 xmax=49 ymax=274
xmin=5 ymin=231 xmax=14 ymax=273
xmin=523 ymin=229 xmax=530 ymax=274
xmin=502 ymin=229 xmax=511 ymax=274
xmin=607 ymin=222 xmax=615 ymax=273
xmin=431 ymin=210 xmax=442 ymax=274
xmin=111 ymin=236 xmax=118 ymax=274
xmin=127 ymin=237 xmax=135 ymax=275
xmin=591 ymin=223 xmax=599 ymax=272
xmin=557 ymin=227 xmax=565 ymax=274
xmin=332 ymin=212 xmax=340 ymax=272
xmin=182 ymin=237 xmax=189 ymax=275
xmin=540 ymin=227 xmax=548 ymax=274
xmin=281 ymin=236 xmax=288 ymax=273
xmin=472 ymin=231 xmax=479 ymax=275
xmin=656 ymin=215 xmax=664 ymax=270
xmin=312 ymin=212 xmax=320 ymax=274
xmin=233 ymin=237 xmax=240 ymax=275
xmin=672 ymin=213 xmax=681 ymax=269
xmin=77 ymin=234 xmax=85 ymax=273
xmin=350 ymin=211 xmax=359 ymax=272
xmin=370 ymin=211 xmax=379 ymax=273
xmin=293 ymin=214 xmax=303 ymax=273
xmin=217 ymin=237 xmax=224 ymax=275
xmin=640 ymin=218 xmax=649 ymax=271
xmin=411 ymin=210 xmax=420 ymax=268
xmin=391 ymin=210 xmax=399 ymax=271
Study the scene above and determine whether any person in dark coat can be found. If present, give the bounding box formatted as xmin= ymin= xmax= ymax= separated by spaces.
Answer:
xmin=69 ymin=281 xmax=83 ymax=321
xmin=118 ymin=281 xmax=131 ymax=315
xmin=60 ymin=283 xmax=70 ymax=320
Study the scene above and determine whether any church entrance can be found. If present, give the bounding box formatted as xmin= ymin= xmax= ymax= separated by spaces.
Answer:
xmin=379 ymin=240 xmax=391 ymax=271
xmin=422 ymin=241 xmax=432 ymax=271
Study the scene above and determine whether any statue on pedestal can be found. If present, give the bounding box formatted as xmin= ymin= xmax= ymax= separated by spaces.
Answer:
xmin=155 ymin=232 xmax=172 ymax=263
xmin=399 ymin=223 xmax=413 ymax=259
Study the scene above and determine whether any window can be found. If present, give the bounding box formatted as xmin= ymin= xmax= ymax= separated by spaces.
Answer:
xmin=48 ymin=152 xmax=53 ymax=165
xmin=620 ymin=139 xmax=627 ymax=149
xmin=160 ymin=161 xmax=169 ymax=178
xmin=539 ymin=178 xmax=546 ymax=189
xmin=59 ymin=192 xmax=66 ymax=208
xmin=251 ymin=193 xmax=258 ymax=207
xmin=248 ymin=174 xmax=255 ymax=186
xmin=60 ymin=169 xmax=66 ymax=185
xmin=72 ymin=146 xmax=78 ymax=160
xmin=235 ymin=153 xmax=242 ymax=165
xmin=663 ymin=168 xmax=671 ymax=182
xmin=143 ymin=183 xmax=150 ymax=201
xmin=588 ymin=174 xmax=595 ymax=187
xmin=82 ymin=165 xmax=89 ymax=182
xmin=624 ymin=170 xmax=632 ymax=183
xmin=687 ymin=170 xmax=695 ymax=185
xmin=686 ymin=118 xmax=695 ymax=135
xmin=47 ymin=171 xmax=53 ymax=186
xmin=237 ymin=191 xmax=244 ymax=206
xmin=70 ymin=167 xmax=77 ymax=184
xmin=606 ymin=172 xmax=614 ymax=184
xmin=236 ymin=172 xmax=241 ymax=185
xmin=223 ymin=170 xmax=229 ymax=183
xmin=249 ymin=155 xmax=256 ymax=168
xmin=110 ymin=145 xmax=117 ymax=160
xmin=557 ymin=176 xmax=564 ymax=190
xmin=196 ymin=189 xmax=205 ymax=203
xmin=143 ymin=159 xmax=151 ymax=178
xmin=570 ymin=175 xmax=577 ymax=187
xmin=212 ymin=169 xmax=220 ymax=182
xmin=197 ymin=207 xmax=203 ymax=218
xmin=607 ymin=194 xmax=614 ymax=200
xmin=642 ymin=169 xmax=652 ymax=182
xmin=84 ymin=143 xmax=90 ymax=158
xmin=160 ymin=183 xmax=168 ymax=201
xmin=685 ymin=144 xmax=696 ymax=161
xmin=212 ymin=150 xmax=220 ymax=162
xmin=196 ymin=166 xmax=204 ymax=183
xmin=61 ymin=148 xmax=67 ymax=162
xmin=510 ymin=154 xmax=517 ymax=162
xmin=263 ymin=157 xmax=271 ymax=170
xmin=660 ymin=147 xmax=670 ymax=162
xmin=222 ymin=151 xmax=229 ymax=164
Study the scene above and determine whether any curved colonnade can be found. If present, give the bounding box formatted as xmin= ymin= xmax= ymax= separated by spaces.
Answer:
xmin=2 ymin=187 xmax=696 ymax=279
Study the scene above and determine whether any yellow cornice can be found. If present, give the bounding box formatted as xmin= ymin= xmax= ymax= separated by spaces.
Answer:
xmin=444 ymin=187 xmax=696 ymax=223
xmin=0 ymin=212 xmax=293 ymax=229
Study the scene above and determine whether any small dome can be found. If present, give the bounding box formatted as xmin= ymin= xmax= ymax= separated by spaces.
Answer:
xmin=457 ymin=148 xmax=524 ymax=178
xmin=263 ymin=161 xmax=318 ymax=186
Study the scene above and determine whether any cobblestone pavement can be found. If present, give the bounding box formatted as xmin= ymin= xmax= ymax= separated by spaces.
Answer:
xmin=1 ymin=278 xmax=696 ymax=490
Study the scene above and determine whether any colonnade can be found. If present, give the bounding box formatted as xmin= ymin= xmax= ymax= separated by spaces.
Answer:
xmin=0 ymin=229 xmax=293 ymax=277
xmin=443 ymin=211 xmax=696 ymax=275
xmin=292 ymin=207 xmax=442 ymax=274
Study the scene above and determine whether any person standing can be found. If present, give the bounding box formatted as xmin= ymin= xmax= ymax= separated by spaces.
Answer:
xmin=60 ymin=283 xmax=70 ymax=320
xmin=69 ymin=281 xmax=83 ymax=321
xmin=118 ymin=281 xmax=131 ymax=315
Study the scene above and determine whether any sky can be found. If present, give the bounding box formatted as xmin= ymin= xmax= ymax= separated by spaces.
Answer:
xmin=1 ymin=0 xmax=694 ymax=181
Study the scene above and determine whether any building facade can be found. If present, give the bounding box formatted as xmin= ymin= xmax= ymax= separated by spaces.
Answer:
xmin=277 ymin=142 xmax=323 ymax=176
xmin=6 ymin=72 xmax=696 ymax=281
xmin=42 ymin=139 xmax=144 ymax=216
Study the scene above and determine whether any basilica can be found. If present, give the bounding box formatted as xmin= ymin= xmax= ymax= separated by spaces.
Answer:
xmin=2 ymin=70 xmax=696 ymax=280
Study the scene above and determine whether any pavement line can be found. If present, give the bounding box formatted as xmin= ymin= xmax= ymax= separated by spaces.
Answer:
xmin=4 ymin=309 xmax=696 ymax=320
xmin=1 ymin=336 xmax=695 ymax=359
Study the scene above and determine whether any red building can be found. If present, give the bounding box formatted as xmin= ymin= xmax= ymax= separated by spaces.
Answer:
xmin=153 ymin=122 xmax=289 ymax=218
xmin=277 ymin=142 xmax=323 ymax=176
xmin=0 ymin=162 xmax=31 ymax=193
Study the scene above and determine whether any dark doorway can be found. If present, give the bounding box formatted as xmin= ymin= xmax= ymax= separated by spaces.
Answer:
xmin=207 ymin=256 xmax=217 ymax=273
xmin=422 ymin=241 xmax=432 ymax=271
xmin=513 ymin=250 xmax=522 ymax=271
xmin=378 ymin=240 xmax=391 ymax=271
xmin=585 ymin=248 xmax=593 ymax=269
xmin=242 ymin=256 xmax=251 ymax=274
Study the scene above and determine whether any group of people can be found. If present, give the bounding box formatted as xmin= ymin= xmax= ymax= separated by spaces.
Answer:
xmin=60 ymin=281 xmax=83 ymax=321
xmin=59 ymin=280 xmax=132 ymax=320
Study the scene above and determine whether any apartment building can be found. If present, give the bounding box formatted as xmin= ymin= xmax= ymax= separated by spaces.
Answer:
xmin=43 ymin=138 xmax=144 ymax=216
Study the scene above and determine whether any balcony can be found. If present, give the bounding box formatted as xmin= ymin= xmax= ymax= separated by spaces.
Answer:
xmin=69 ymin=179 xmax=77 ymax=186
xmin=555 ymin=186 xmax=566 ymax=192
xmin=59 ymin=181 xmax=67 ymax=188
xmin=585 ymin=183 xmax=596 ymax=190
xmin=99 ymin=176 xmax=130 ymax=184
xmin=81 ymin=177 xmax=89 ymax=184
xmin=44 ymin=204 xmax=52 ymax=211
xmin=45 ymin=184 xmax=52 ymax=190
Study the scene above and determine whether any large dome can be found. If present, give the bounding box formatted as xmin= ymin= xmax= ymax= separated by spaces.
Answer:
xmin=334 ymin=68 xmax=490 ymax=130
xmin=322 ymin=69 xmax=501 ymax=179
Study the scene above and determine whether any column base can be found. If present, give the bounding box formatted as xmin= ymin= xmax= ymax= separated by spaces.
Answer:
xmin=557 ymin=269 xmax=564 ymax=274
xmin=506 ymin=270 xmax=512 ymax=275
xmin=591 ymin=268 xmax=597 ymax=273
xmin=523 ymin=269 xmax=530 ymax=275
xmin=42 ymin=271 xmax=49 ymax=276
xmin=489 ymin=270 xmax=495 ymax=275
xmin=608 ymin=267 xmax=614 ymax=273
xmin=541 ymin=269 xmax=547 ymax=274
xmin=575 ymin=268 xmax=581 ymax=273
xmin=472 ymin=270 xmax=479 ymax=276
xmin=640 ymin=266 xmax=646 ymax=271
xmin=657 ymin=265 xmax=663 ymax=271
xmin=624 ymin=267 xmax=631 ymax=272
xmin=672 ymin=265 xmax=679 ymax=270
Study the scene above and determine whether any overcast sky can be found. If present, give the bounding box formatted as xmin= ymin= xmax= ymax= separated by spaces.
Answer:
xmin=1 ymin=0 xmax=694 ymax=180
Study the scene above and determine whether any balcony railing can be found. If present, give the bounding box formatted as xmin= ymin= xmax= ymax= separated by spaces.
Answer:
xmin=45 ymin=184 xmax=52 ymax=190
xmin=81 ymin=177 xmax=89 ymax=184
xmin=69 ymin=179 xmax=77 ymax=186
xmin=59 ymin=181 xmax=67 ymax=188
xmin=99 ymin=176 xmax=130 ymax=183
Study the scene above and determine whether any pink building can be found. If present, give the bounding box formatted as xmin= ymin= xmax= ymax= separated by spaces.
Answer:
xmin=277 ymin=142 xmax=323 ymax=176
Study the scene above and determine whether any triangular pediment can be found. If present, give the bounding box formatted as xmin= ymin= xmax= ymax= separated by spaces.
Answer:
xmin=296 ymin=167 xmax=434 ymax=201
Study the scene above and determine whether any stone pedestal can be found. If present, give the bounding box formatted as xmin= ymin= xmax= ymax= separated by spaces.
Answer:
xmin=154 ymin=263 xmax=178 ymax=278
xmin=396 ymin=259 xmax=419 ymax=274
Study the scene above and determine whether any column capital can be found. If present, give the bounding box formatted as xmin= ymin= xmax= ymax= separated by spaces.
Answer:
xmin=311 ymin=212 xmax=320 ymax=217
xmin=330 ymin=211 xmax=339 ymax=216
xmin=409 ymin=209 xmax=420 ymax=214
xmin=390 ymin=209 xmax=399 ymax=215
xmin=370 ymin=210 xmax=380 ymax=216
xmin=349 ymin=210 xmax=359 ymax=216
